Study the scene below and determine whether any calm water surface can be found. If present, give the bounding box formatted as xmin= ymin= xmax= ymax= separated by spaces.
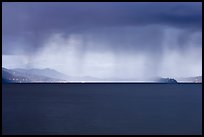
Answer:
xmin=2 ymin=84 xmax=202 ymax=135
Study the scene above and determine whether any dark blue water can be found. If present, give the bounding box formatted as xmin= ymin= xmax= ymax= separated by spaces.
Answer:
xmin=2 ymin=84 xmax=202 ymax=135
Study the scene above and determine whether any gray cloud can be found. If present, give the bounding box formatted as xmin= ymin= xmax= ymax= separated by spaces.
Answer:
xmin=2 ymin=2 xmax=202 ymax=79
xmin=2 ymin=2 xmax=202 ymax=53
xmin=3 ymin=2 xmax=202 ymax=30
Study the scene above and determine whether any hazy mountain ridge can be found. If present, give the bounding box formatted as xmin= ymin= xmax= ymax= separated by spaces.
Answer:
xmin=12 ymin=68 xmax=103 ymax=81
xmin=2 ymin=67 xmax=103 ymax=83
xmin=2 ymin=67 xmax=201 ymax=83
xmin=2 ymin=67 xmax=31 ymax=83
xmin=12 ymin=68 xmax=69 ymax=80
xmin=2 ymin=67 xmax=64 ymax=83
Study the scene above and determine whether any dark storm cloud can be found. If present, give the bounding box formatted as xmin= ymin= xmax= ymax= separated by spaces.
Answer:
xmin=2 ymin=2 xmax=202 ymax=79
xmin=2 ymin=2 xmax=202 ymax=54
xmin=3 ymin=2 xmax=202 ymax=32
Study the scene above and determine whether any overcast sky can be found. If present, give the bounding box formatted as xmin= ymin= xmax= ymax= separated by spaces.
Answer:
xmin=2 ymin=2 xmax=202 ymax=80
